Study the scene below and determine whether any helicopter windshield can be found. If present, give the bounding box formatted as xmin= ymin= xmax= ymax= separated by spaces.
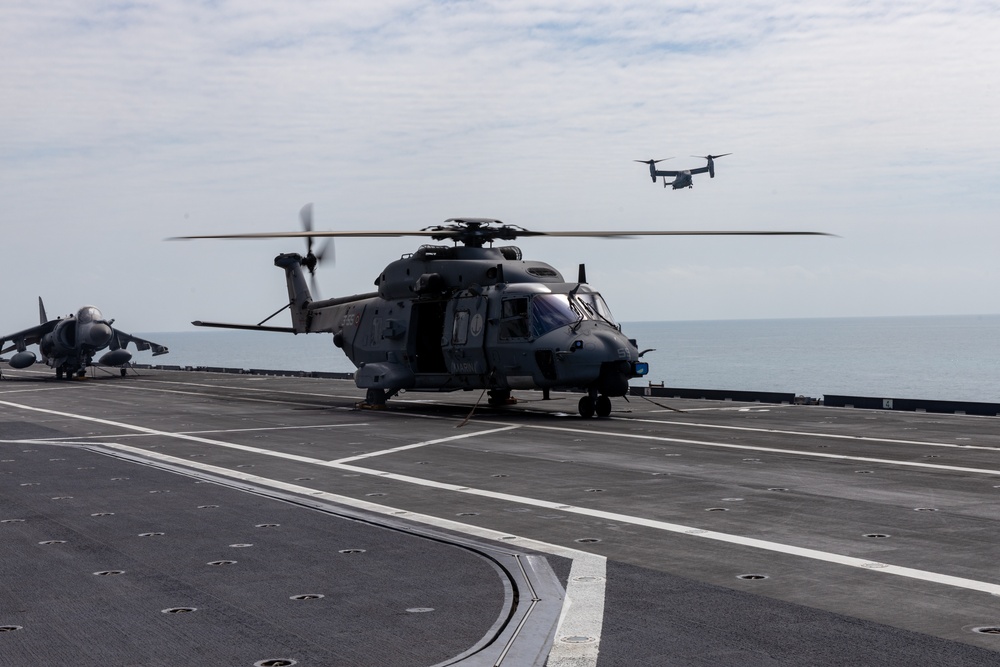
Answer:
xmin=530 ymin=294 xmax=580 ymax=337
xmin=575 ymin=292 xmax=616 ymax=326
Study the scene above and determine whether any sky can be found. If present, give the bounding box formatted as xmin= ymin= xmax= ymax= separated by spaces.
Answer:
xmin=2 ymin=0 xmax=999 ymax=334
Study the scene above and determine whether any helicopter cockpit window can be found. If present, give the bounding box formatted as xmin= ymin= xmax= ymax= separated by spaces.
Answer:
xmin=530 ymin=294 xmax=579 ymax=338
xmin=499 ymin=297 xmax=529 ymax=339
xmin=575 ymin=293 xmax=616 ymax=326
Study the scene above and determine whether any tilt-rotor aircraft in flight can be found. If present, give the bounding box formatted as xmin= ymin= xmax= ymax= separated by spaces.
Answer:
xmin=173 ymin=205 xmax=829 ymax=418
xmin=635 ymin=153 xmax=732 ymax=189
xmin=1 ymin=299 xmax=169 ymax=379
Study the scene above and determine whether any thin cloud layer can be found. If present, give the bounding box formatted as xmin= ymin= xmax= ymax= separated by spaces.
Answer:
xmin=1 ymin=1 xmax=998 ymax=329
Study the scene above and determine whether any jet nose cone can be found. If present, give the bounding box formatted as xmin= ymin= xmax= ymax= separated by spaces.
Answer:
xmin=82 ymin=322 xmax=113 ymax=347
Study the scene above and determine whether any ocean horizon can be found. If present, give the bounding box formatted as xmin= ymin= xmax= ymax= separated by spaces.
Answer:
xmin=136 ymin=313 xmax=1000 ymax=404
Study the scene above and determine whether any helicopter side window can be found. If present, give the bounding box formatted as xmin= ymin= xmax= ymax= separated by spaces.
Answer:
xmin=530 ymin=294 xmax=580 ymax=337
xmin=452 ymin=310 xmax=470 ymax=345
xmin=499 ymin=297 xmax=529 ymax=340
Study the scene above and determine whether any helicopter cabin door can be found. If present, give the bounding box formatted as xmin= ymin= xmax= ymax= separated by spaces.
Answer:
xmin=442 ymin=294 xmax=489 ymax=384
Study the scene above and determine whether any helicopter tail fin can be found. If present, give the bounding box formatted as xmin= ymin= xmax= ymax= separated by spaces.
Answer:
xmin=274 ymin=253 xmax=313 ymax=333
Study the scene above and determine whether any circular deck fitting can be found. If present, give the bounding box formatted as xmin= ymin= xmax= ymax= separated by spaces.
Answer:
xmin=560 ymin=635 xmax=597 ymax=644
xmin=575 ymin=538 xmax=601 ymax=543
xmin=585 ymin=488 xmax=604 ymax=493
xmin=406 ymin=607 xmax=434 ymax=613
xmin=365 ymin=493 xmax=386 ymax=497
xmin=50 ymin=496 xmax=73 ymax=500
xmin=924 ymin=454 xmax=941 ymax=458
xmin=768 ymin=487 xmax=790 ymax=492
xmin=573 ymin=575 xmax=605 ymax=583
xmin=197 ymin=505 xmax=219 ymax=509
xmin=138 ymin=532 xmax=165 ymax=537
xmin=456 ymin=512 xmax=479 ymax=516
xmin=722 ymin=497 xmax=744 ymax=501
xmin=499 ymin=536 xmax=517 ymax=541
xmin=229 ymin=543 xmax=253 ymax=548
xmin=110 ymin=477 xmax=129 ymax=481
xmin=38 ymin=540 xmax=67 ymax=545
xmin=76 ymin=467 xmax=94 ymax=470
xmin=705 ymin=507 xmax=729 ymax=512
xmin=90 ymin=512 xmax=114 ymax=517
xmin=161 ymin=607 xmax=197 ymax=614
xmin=19 ymin=483 xmax=39 ymax=486
xmin=742 ymin=458 xmax=760 ymax=462
xmin=863 ymin=533 xmax=890 ymax=538
xmin=48 ymin=458 xmax=66 ymax=461
xmin=491 ymin=474 xmax=508 ymax=478
xmin=290 ymin=594 xmax=324 ymax=600
xmin=416 ymin=461 xmax=430 ymax=465
xmin=148 ymin=490 xmax=170 ymax=494
xmin=0 ymin=626 xmax=23 ymax=632
xmin=254 ymin=660 xmax=297 ymax=667
xmin=737 ymin=573 xmax=769 ymax=580
xmin=294 ymin=477 xmax=313 ymax=481
xmin=972 ymin=627 xmax=1000 ymax=635
xmin=339 ymin=549 xmax=366 ymax=554
xmin=855 ymin=470 xmax=874 ymax=474
xmin=914 ymin=507 xmax=939 ymax=512
xmin=207 ymin=560 xmax=237 ymax=566
xmin=188 ymin=454 xmax=204 ymax=457
xmin=236 ymin=464 xmax=254 ymax=468
xmin=663 ymin=453 xmax=681 ymax=457
xmin=93 ymin=570 xmax=125 ymax=576
xmin=1 ymin=519 xmax=26 ymax=523
xmin=255 ymin=523 xmax=280 ymax=528
xmin=342 ymin=474 xmax=360 ymax=477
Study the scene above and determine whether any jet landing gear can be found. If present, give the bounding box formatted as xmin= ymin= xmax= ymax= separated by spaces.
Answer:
xmin=578 ymin=392 xmax=612 ymax=418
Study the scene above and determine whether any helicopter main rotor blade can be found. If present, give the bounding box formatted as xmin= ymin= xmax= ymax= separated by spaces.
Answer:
xmin=168 ymin=230 xmax=452 ymax=241
xmin=170 ymin=229 xmax=835 ymax=241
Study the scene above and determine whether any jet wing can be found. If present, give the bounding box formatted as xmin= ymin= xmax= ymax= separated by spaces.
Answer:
xmin=0 ymin=320 xmax=57 ymax=354
xmin=109 ymin=329 xmax=170 ymax=356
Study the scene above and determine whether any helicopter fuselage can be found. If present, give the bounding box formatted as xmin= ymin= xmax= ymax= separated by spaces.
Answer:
xmin=275 ymin=243 xmax=648 ymax=415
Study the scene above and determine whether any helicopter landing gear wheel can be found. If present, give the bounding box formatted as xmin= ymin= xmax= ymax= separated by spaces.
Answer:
xmin=578 ymin=395 xmax=595 ymax=419
xmin=362 ymin=388 xmax=388 ymax=410
xmin=56 ymin=367 xmax=63 ymax=380
xmin=487 ymin=389 xmax=517 ymax=407
xmin=120 ymin=368 xmax=127 ymax=377
xmin=595 ymin=395 xmax=612 ymax=418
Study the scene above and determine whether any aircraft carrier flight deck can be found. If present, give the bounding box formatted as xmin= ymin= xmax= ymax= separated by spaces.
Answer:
xmin=2 ymin=368 xmax=999 ymax=666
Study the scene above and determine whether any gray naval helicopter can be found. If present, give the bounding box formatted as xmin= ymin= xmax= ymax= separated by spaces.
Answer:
xmin=635 ymin=154 xmax=732 ymax=189
xmin=1 ymin=298 xmax=169 ymax=379
xmin=178 ymin=208 xmax=827 ymax=417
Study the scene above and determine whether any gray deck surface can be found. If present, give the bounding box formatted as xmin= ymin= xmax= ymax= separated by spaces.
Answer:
xmin=2 ymin=368 xmax=999 ymax=666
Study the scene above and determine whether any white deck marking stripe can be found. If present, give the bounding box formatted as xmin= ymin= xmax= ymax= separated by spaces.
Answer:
xmin=623 ymin=416 xmax=1000 ymax=451
xmin=4 ymin=397 xmax=1000 ymax=599
xmin=521 ymin=423 xmax=1000 ymax=476
xmin=329 ymin=425 xmax=521 ymax=464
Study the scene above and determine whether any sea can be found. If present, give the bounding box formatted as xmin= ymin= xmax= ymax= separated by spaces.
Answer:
xmin=140 ymin=314 xmax=1000 ymax=404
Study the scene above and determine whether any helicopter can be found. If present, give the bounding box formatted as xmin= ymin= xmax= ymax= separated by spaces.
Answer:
xmin=1 ymin=298 xmax=169 ymax=379
xmin=635 ymin=154 xmax=731 ymax=189
xmin=175 ymin=206 xmax=828 ymax=417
